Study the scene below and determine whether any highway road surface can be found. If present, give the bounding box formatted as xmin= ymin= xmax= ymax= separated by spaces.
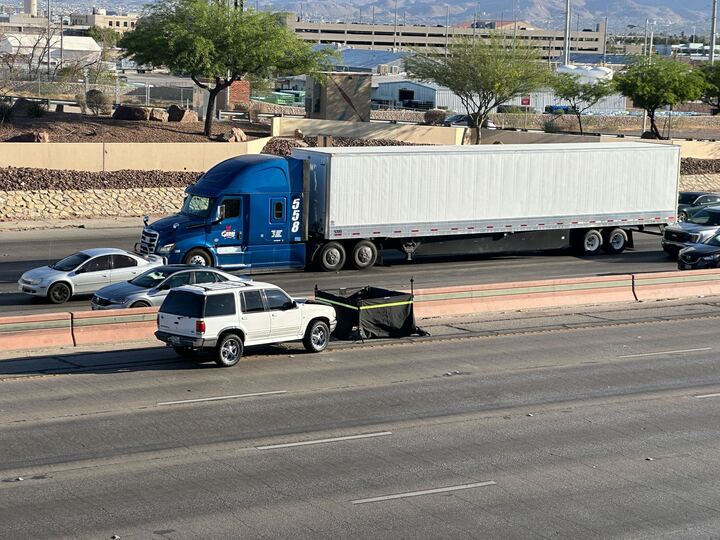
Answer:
xmin=2 ymin=299 xmax=720 ymax=538
xmin=0 ymin=225 xmax=677 ymax=315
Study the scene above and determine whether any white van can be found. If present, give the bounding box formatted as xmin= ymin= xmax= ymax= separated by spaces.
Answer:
xmin=155 ymin=281 xmax=336 ymax=367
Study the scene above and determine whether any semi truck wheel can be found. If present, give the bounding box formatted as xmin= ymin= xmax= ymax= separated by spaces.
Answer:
xmin=350 ymin=240 xmax=378 ymax=270
xmin=580 ymin=229 xmax=603 ymax=255
xmin=318 ymin=242 xmax=346 ymax=272
xmin=602 ymin=228 xmax=628 ymax=254
xmin=184 ymin=248 xmax=211 ymax=266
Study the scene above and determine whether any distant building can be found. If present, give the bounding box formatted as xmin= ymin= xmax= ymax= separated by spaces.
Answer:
xmin=70 ymin=9 xmax=139 ymax=33
xmin=281 ymin=13 xmax=607 ymax=60
xmin=0 ymin=32 xmax=101 ymax=66
xmin=314 ymin=45 xmax=406 ymax=74
xmin=22 ymin=0 xmax=36 ymax=17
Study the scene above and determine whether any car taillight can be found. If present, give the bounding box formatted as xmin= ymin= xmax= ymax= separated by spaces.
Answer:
xmin=196 ymin=320 xmax=206 ymax=334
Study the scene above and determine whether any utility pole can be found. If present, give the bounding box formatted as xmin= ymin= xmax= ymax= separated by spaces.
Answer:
xmin=444 ymin=4 xmax=449 ymax=57
xmin=393 ymin=0 xmax=398 ymax=49
xmin=512 ymin=0 xmax=517 ymax=41
xmin=712 ymin=0 xmax=718 ymax=63
xmin=643 ymin=18 xmax=648 ymax=56
xmin=46 ymin=0 xmax=50 ymax=79
xmin=563 ymin=0 xmax=571 ymax=65
xmin=602 ymin=16 xmax=608 ymax=63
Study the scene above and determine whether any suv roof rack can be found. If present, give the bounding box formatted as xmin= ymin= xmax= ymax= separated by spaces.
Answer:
xmin=194 ymin=281 xmax=255 ymax=292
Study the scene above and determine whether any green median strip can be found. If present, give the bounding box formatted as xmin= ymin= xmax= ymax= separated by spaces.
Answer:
xmin=636 ymin=274 xmax=720 ymax=286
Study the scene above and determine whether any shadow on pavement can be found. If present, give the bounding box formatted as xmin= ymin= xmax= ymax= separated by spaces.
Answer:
xmin=0 ymin=343 xmax=311 ymax=377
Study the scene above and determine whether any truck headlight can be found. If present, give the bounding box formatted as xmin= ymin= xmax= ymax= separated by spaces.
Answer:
xmin=157 ymin=243 xmax=176 ymax=254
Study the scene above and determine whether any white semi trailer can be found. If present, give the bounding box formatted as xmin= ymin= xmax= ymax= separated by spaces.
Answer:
xmin=293 ymin=142 xmax=680 ymax=270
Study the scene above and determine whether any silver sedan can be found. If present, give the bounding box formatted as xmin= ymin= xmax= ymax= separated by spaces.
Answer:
xmin=18 ymin=248 xmax=165 ymax=304
xmin=91 ymin=265 xmax=246 ymax=310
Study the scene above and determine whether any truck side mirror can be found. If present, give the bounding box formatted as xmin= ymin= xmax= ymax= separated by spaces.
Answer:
xmin=215 ymin=205 xmax=225 ymax=223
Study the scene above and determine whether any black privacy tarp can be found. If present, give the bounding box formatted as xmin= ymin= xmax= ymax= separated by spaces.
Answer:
xmin=315 ymin=286 xmax=426 ymax=340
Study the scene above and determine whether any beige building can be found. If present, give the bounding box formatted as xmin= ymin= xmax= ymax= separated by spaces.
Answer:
xmin=70 ymin=10 xmax=139 ymax=33
xmin=282 ymin=14 xmax=607 ymax=59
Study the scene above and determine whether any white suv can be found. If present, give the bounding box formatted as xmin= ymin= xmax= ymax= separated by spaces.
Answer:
xmin=155 ymin=281 xmax=337 ymax=367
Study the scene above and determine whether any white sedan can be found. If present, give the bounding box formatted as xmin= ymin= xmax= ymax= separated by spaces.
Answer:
xmin=18 ymin=248 xmax=164 ymax=304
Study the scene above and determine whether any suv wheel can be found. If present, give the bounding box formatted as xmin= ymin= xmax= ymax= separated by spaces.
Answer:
xmin=303 ymin=320 xmax=330 ymax=353
xmin=215 ymin=332 xmax=243 ymax=367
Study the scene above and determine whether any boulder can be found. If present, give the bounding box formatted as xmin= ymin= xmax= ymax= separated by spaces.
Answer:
xmin=220 ymin=127 xmax=248 ymax=142
xmin=168 ymin=105 xmax=198 ymax=123
xmin=149 ymin=108 xmax=169 ymax=122
xmin=112 ymin=105 xmax=150 ymax=121
xmin=6 ymin=131 xmax=50 ymax=142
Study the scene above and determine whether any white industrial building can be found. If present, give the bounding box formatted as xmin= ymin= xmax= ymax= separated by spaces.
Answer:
xmin=372 ymin=76 xmax=627 ymax=114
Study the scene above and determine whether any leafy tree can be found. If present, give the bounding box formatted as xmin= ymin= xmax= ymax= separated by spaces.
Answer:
xmin=550 ymin=73 xmax=615 ymax=135
xmin=616 ymin=57 xmax=705 ymax=138
xmin=406 ymin=35 xmax=549 ymax=143
xmin=88 ymin=25 xmax=119 ymax=48
xmin=699 ymin=62 xmax=720 ymax=113
xmin=120 ymin=1 xmax=331 ymax=136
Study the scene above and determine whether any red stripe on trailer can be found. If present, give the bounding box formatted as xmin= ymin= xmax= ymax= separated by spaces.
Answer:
xmin=608 ymin=219 xmax=614 ymax=222
xmin=520 ymin=224 xmax=527 ymax=227
xmin=451 ymin=227 xmax=459 ymax=231
xmin=393 ymin=230 xmax=402 ymax=234
xmin=431 ymin=228 xmax=438 ymax=232
xmin=538 ymin=223 xmax=545 ymax=226
xmin=372 ymin=231 xmax=381 ymax=235
xmin=352 ymin=232 xmax=360 ymax=236
xmin=556 ymin=222 xmax=564 ymax=225
xmin=486 ymin=225 xmax=494 ymax=229
xmin=467 ymin=226 xmax=475 ymax=230
xmin=621 ymin=219 xmax=627 ymax=222
xmin=505 ymin=224 xmax=513 ymax=228
xmin=411 ymin=229 xmax=419 ymax=233
xmin=571 ymin=221 xmax=579 ymax=225
xmin=589 ymin=220 xmax=596 ymax=224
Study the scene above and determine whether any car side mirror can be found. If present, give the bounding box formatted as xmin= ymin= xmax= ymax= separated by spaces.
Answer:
xmin=285 ymin=300 xmax=298 ymax=310
xmin=75 ymin=267 xmax=85 ymax=274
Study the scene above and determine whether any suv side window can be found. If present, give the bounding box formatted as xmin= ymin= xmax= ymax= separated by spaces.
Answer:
xmin=205 ymin=293 xmax=236 ymax=317
xmin=241 ymin=290 xmax=265 ymax=313
xmin=264 ymin=288 xmax=293 ymax=310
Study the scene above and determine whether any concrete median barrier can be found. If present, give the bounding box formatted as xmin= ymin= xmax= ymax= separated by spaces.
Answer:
xmin=633 ymin=269 xmax=720 ymax=302
xmin=413 ymin=275 xmax=636 ymax=318
xmin=0 ymin=312 xmax=74 ymax=351
xmin=71 ymin=307 xmax=160 ymax=346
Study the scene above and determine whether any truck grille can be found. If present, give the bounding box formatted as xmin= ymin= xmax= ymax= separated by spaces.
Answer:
xmin=664 ymin=230 xmax=691 ymax=243
xmin=139 ymin=228 xmax=159 ymax=255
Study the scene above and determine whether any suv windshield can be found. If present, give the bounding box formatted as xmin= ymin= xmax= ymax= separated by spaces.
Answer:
xmin=161 ymin=290 xmax=204 ymax=318
xmin=689 ymin=209 xmax=720 ymax=226
xmin=130 ymin=268 xmax=177 ymax=288
xmin=181 ymin=195 xmax=215 ymax=218
xmin=50 ymin=252 xmax=91 ymax=271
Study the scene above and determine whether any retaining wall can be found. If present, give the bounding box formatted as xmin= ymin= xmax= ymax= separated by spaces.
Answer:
xmin=3 ymin=268 xmax=720 ymax=353
xmin=0 ymin=138 xmax=272 ymax=172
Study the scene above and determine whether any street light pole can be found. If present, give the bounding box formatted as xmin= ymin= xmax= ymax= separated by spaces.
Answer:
xmin=643 ymin=18 xmax=648 ymax=56
xmin=47 ymin=0 xmax=51 ymax=79
xmin=563 ymin=0 xmax=571 ymax=65
xmin=444 ymin=4 xmax=449 ymax=57
xmin=711 ymin=0 xmax=718 ymax=64
xmin=392 ymin=0 xmax=398 ymax=49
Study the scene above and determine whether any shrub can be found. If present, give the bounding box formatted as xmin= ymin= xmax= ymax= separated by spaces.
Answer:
xmin=542 ymin=118 xmax=560 ymax=133
xmin=75 ymin=92 xmax=87 ymax=114
xmin=86 ymin=89 xmax=113 ymax=115
xmin=0 ymin=102 xmax=11 ymax=123
xmin=424 ymin=108 xmax=447 ymax=125
xmin=26 ymin=101 xmax=47 ymax=118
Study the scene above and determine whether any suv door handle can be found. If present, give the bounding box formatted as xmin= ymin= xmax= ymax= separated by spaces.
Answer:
xmin=271 ymin=313 xmax=278 ymax=318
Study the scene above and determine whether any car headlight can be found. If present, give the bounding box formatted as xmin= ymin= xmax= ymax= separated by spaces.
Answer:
xmin=702 ymin=254 xmax=720 ymax=261
xmin=157 ymin=243 xmax=176 ymax=254
xmin=24 ymin=278 xmax=41 ymax=285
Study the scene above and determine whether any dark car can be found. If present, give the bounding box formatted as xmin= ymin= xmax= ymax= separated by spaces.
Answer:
xmin=677 ymin=191 xmax=720 ymax=221
xmin=678 ymin=231 xmax=720 ymax=270
xmin=442 ymin=114 xmax=496 ymax=129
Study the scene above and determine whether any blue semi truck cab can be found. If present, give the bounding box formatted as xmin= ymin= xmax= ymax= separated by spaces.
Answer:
xmin=137 ymin=154 xmax=310 ymax=271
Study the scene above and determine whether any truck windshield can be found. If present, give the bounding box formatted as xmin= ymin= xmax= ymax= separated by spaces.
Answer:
xmin=181 ymin=195 xmax=215 ymax=218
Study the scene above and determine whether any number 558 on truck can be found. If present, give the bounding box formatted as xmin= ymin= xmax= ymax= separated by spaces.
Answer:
xmin=137 ymin=143 xmax=680 ymax=272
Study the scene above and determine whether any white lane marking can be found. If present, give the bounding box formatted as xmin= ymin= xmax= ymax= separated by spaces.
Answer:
xmin=351 ymin=481 xmax=496 ymax=505
xmin=256 ymin=431 xmax=392 ymax=450
xmin=618 ymin=347 xmax=712 ymax=359
xmin=695 ymin=393 xmax=720 ymax=399
xmin=157 ymin=390 xmax=287 ymax=406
